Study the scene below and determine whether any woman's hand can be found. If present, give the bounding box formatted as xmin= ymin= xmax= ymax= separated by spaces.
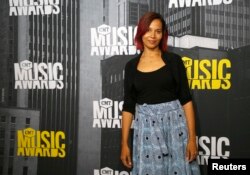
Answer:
xmin=186 ymin=138 xmax=198 ymax=162
xmin=120 ymin=144 xmax=132 ymax=168
xmin=182 ymin=101 xmax=198 ymax=162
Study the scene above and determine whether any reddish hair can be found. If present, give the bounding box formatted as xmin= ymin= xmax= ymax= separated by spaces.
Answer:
xmin=135 ymin=12 xmax=168 ymax=52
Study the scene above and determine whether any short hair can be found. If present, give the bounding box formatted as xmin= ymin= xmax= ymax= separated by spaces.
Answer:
xmin=135 ymin=12 xmax=168 ymax=52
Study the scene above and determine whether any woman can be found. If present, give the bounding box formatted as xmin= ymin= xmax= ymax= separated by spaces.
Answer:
xmin=120 ymin=12 xmax=201 ymax=175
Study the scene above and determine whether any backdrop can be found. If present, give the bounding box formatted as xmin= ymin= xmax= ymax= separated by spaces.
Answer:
xmin=0 ymin=0 xmax=250 ymax=175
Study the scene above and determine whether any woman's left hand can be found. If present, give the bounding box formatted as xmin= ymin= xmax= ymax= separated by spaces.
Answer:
xmin=186 ymin=138 xmax=198 ymax=162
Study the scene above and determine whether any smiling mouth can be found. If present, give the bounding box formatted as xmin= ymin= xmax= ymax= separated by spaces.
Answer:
xmin=148 ymin=40 xmax=157 ymax=44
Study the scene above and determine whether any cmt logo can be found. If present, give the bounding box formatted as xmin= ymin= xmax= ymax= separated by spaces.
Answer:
xmin=90 ymin=25 xmax=139 ymax=56
xmin=98 ymin=24 xmax=111 ymax=35
xmin=14 ymin=60 xmax=64 ymax=89
xmin=100 ymin=98 xmax=113 ymax=108
xmin=20 ymin=60 xmax=32 ymax=70
xmin=93 ymin=98 xmax=124 ymax=128
xmin=182 ymin=57 xmax=231 ymax=90
xmin=94 ymin=167 xmax=131 ymax=175
xmin=17 ymin=128 xmax=66 ymax=158
xmin=23 ymin=127 xmax=35 ymax=137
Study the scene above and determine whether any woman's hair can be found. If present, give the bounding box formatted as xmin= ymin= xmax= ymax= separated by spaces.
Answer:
xmin=135 ymin=12 xmax=168 ymax=52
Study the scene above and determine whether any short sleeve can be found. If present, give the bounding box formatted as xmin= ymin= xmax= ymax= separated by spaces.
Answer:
xmin=122 ymin=62 xmax=136 ymax=115
xmin=175 ymin=55 xmax=192 ymax=105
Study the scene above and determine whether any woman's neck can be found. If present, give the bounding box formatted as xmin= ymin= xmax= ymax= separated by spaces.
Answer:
xmin=142 ymin=48 xmax=162 ymax=58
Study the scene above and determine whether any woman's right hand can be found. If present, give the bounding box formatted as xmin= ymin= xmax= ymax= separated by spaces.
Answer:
xmin=120 ymin=144 xmax=132 ymax=168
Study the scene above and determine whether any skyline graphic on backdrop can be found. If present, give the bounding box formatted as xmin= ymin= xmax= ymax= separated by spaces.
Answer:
xmin=0 ymin=0 xmax=79 ymax=175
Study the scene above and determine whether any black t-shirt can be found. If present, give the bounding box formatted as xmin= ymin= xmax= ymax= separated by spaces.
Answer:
xmin=122 ymin=51 xmax=192 ymax=115
xmin=134 ymin=64 xmax=177 ymax=104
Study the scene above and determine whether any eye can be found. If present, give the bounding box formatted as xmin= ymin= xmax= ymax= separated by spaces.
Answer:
xmin=147 ymin=28 xmax=152 ymax=32
xmin=156 ymin=30 xmax=162 ymax=34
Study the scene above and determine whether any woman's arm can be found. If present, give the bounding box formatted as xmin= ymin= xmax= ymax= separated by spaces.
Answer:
xmin=182 ymin=101 xmax=198 ymax=162
xmin=120 ymin=111 xmax=133 ymax=168
xmin=121 ymin=59 xmax=137 ymax=168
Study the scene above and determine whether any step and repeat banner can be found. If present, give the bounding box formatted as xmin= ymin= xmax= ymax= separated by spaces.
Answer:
xmin=0 ymin=0 xmax=250 ymax=175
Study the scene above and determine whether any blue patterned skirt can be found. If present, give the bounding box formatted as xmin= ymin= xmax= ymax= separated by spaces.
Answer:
xmin=132 ymin=100 xmax=200 ymax=175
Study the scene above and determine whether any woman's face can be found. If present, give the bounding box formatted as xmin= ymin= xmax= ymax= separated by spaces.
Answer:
xmin=142 ymin=19 xmax=163 ymax=51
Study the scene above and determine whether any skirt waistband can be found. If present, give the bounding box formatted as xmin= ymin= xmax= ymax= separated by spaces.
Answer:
xmin=136 ymin=100 xmax=182 ymax=115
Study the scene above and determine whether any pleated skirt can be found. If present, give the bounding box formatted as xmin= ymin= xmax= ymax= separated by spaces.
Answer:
xmin=132 ymin=100 xmax=201 ymax=175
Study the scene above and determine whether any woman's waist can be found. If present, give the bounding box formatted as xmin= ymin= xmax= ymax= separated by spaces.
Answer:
xmin=136 ymin=96 xmax=177 ymax=105
xmin=136 ymin=99 xmax=182 ymax=114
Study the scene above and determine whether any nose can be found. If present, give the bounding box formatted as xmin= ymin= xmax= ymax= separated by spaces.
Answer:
xmin=149 ymin=30 xmax=156 ymax=38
